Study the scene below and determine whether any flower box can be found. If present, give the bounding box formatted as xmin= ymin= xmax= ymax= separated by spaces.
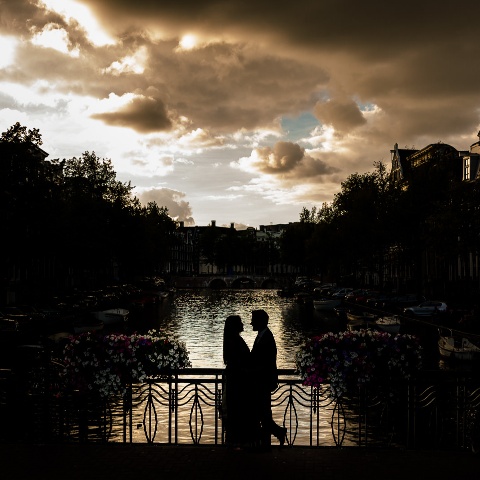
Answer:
xmin=62 ymin=330 xmax=191 ymax=398
xmin=295 ymin=329 xmax=422 ymax=398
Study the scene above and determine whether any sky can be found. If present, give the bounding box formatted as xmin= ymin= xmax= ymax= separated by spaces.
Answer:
xmin=1 ymin=1 xmax=480 ymax=229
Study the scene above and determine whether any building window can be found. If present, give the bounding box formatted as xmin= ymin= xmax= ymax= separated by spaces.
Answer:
xmin=464 ymin=157 xmax=470 ymax=180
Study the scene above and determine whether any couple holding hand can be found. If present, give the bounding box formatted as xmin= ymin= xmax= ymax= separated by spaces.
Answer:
xmin=222 ymin=309 xmax=287 ymax=451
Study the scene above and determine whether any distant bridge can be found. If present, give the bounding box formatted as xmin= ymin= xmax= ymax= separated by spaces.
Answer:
xmin=172 ymin=275 xmax=290 ymax=289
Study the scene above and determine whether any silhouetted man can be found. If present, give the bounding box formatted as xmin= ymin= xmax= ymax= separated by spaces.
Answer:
xmin=250 ymin=309 xmax=287 ymax=450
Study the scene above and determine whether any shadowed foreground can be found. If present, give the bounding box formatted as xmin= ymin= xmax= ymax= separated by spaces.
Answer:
xmin=1 ymin=444 xmax=478 ymax=480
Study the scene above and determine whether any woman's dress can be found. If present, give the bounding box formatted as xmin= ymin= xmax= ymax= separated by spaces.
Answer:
xmin=223 ymin=335 xmax=255 ymax=446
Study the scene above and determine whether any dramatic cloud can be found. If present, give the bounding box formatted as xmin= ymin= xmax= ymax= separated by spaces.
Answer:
xmin=92 ymin=96 xmax=172 ymax=133
xmin=234 ymin=141 xmax=338 ymax=178
xmin=136 ymin=187 xmax=194 ymax=225
xmin=254 ymin=142 xmax=305 ymax=174
xmin=314 ymin=99 xmax=366 ymax=134
xmin=1 ymin=0 xmax=480 ymax=227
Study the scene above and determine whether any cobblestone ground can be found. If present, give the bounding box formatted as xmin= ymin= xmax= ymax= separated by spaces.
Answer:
xmin=1 ymin=444 xmax=479 ymax=480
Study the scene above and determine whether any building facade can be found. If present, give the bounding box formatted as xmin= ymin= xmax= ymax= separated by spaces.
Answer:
xmin=383 ymin=136 xmax=480 ymax=301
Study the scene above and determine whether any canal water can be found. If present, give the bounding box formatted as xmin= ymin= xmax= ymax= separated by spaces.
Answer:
xmin=110 ymin=289 xmax=456 ymax=445
xmin=118 ymin=289 xmax=346 ymax=445
xmin=131 ymin=289 xmax=343 ymax=369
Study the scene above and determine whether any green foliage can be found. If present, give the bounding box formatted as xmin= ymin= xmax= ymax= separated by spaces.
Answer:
xmin=288 ymin=156 xmax=469 ymax=291
xmin=2 ymin=123 xmax=177 ymax=291
xmin=4 ymin=120 xmax=477 ymax=299
xmin=280 ymin=221 xmax=315 ymax=272
xmin=1 ymin=121 xmax=43 ymax=145
xmin=283 ymin=162 xmax=398 ymax=280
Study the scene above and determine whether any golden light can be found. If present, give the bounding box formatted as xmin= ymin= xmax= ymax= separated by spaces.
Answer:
xmin=40 ymin=0 xmax=115 ymax=46
xmin=179 ymin=34 xmax=197 ymax=50
xmin=31 ymin=25 xmax=78 ymax=56
xmin=104 ymin=46 xmax=148 ymax=75
xmin=0 ymin=35 xmax=17 ymax=68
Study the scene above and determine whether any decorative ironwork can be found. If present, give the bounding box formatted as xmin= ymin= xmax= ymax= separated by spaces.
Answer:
xmin=2 ymin=365 xmax=480 ymax=450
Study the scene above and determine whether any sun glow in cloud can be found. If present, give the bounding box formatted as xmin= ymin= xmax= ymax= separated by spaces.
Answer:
xmin=178 ymin=34 xmax=198 ymax=50
xmin=3 ymin=0 xmax=480 ymax=229
xmin=40 ymin=0 xmax=115 ymax=46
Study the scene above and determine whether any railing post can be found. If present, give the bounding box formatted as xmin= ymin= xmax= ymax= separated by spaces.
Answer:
xmin=174 ymin=373 xmax=178 ymax=444
xmin=215 ymin=371 xmax=222 ymax=445
xmin=122 ymin=386 xmax=128 ymax=443
xmin=126 ymin=384 xmax=133 ymax=443
xmin=406 ymin=380 xmax=414 ymax=449
xmin=285 ymin=382 xmax=294 ymax=447
xmin=358 ymin=386 xmax=364 ymax=447
xmin=169 ymin=375 xmax=174 ymax=444
xmin=310 ymin=385 xmax=315 ymax=446
xmin=457 ymin=375 xmax=466 ymax=449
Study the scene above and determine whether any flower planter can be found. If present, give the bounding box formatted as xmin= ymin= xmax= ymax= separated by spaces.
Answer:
xmin=295 ymin=329 xmax=422 ymax=398
xmin=61 ymin=330 xmax=191 ymax=399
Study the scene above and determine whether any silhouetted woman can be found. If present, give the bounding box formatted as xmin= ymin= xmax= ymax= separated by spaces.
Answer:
xmin=222 ymin=315 xmax=255 ymax=449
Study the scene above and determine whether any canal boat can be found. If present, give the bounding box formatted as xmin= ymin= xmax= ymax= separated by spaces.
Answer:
xmin=0 ymin=316 xmax=20 ymax=332
xmin=375 ymin=315 xmax=401 ymax=334
xmin=92 ymin=308 xmax=129 ymax=325
xmin=313 ymin=298 xmax=342 ymax=311
xmin=73 ymin=318 xmax=104 ymax=334
xmin=346 ymin=311 xmax=377 ymax=323
xmin=295 ymin=292 xmax=314 ymax=306
xmin=438 ymin=335 xmax=480 ymax=361
xmin=346 ymin=311 xmax=377 ymax=331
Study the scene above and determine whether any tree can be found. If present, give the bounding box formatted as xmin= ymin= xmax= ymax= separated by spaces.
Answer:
xmin=291 ymin=162 xmax=402 ymax=287
xmin=53 ymin=152 xmax=140 ymax=284
xmin=59 ymin=151 xmax=134 ymax=205
xmin=140 ymin=202 xmax=178 ymax=275
xmin=280 ymin=221 xmax=315 ymax=275
xmin=1 ymin=122 xmax=43 ymax=145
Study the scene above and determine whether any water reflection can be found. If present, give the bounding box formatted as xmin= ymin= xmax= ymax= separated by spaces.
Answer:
xmin=131 ymin=289 xmax=345 ymax=369
xmin=110 ymin=289 xmax=459 ymax=446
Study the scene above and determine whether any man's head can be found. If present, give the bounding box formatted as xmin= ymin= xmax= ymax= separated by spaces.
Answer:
xmin=251 ymin=309 xmax=269 ymax=331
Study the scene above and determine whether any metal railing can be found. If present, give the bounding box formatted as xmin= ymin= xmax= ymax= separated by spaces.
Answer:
xmin=2 ymin=365 xmax=480 ymax=450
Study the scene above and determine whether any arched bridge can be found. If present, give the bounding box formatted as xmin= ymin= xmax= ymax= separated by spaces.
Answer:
xmin=174 ymin=275 xmax=289 ymax=289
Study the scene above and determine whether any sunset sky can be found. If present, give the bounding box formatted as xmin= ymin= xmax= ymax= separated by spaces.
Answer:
xmin=2 ymin=1 xmax=480 ymax=228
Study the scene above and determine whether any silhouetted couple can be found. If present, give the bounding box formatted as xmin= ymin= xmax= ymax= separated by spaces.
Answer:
xmin=222 ymin=309 xmax=287 ymax=451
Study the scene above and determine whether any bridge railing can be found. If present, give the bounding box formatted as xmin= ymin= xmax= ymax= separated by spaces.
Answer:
xmin=2 ymin=366 xmax=480 ymax=449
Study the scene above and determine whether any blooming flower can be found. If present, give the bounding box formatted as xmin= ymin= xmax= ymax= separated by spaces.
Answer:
xmin=295 ymin=329 xmax=422 ymax=398
xmin=62 ymin=330 xmax=191 ymax=398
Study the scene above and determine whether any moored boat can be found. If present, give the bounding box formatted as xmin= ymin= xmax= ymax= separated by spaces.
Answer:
xmin=92 ymin=308 xmax=129 ymax=325
xmin=313 ymin=298 xmax=342 ymax=311
xmin=346 ymin=311 xmax=377 ymax=322
xmin=0 ymin=316 xmax=20 ymax=332
xmin=438 ymin=335 xmax=480 ymax=361
xmin=346 ymin=311 xmax=376 ymax=331
xmin=73 ymin=318 xmax=104 ymax=334
xmin=295 ymin=292 xmax=314 ymax=306
xmin=347 ymin=311 xmax=377 ymax=330
xmin=375 ymin=315 xmax=401 ymax=334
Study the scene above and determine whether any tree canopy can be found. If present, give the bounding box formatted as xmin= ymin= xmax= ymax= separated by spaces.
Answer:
xmin=1 ymin=121 xmax=43 ymax=145
xmin=2 ymin=123 xmax=177 ymax=291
